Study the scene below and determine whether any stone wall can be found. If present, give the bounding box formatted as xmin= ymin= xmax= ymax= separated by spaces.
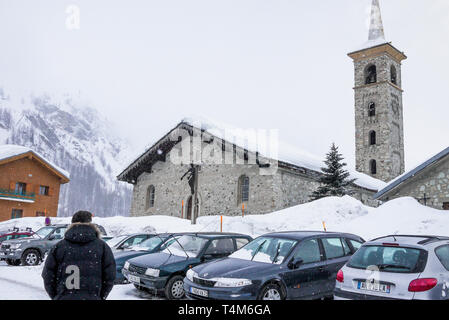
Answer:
xmin=383 ymin=157 xmax=449 ymax=210
xmin=353 ymin=52 xmax=405 ymax=183
xmin=129 ymin=147 xmax=380 ymax=218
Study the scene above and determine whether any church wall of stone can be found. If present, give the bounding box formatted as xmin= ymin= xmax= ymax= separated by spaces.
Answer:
xmin=129 ymin=147 xmax=380 ymax=218
xmin=383 ymin=158 xmax=449 ymax=210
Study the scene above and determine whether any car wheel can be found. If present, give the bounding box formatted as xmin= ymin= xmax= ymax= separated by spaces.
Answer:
xmin=258 ymin=283 xmax=285 ymax=300
xmin=10 ymin=259 xmax=21 ymax=266
xmin=21 ymin=249 xmax=41 ymax=266
xmin=133 ymin=284 xmax=144 ymax=291
xmin=165 ymin=275 xmax=185 ymax=300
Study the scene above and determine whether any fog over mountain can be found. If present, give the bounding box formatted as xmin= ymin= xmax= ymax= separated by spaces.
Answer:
xmin=0 ymin=88 xmax=132 ymax=217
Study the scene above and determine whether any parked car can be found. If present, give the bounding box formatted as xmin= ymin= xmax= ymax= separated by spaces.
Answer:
xmin=0 ymin=230 xmax=34 ymax=263
xmin=184 ymin=231 xmax=365 ymax=300
xmin=334 ymin=235 xmax=449 ymax=300
xmin=106 ymin=233 xmax=154 ymax=252
xmin=122 ymin=232 xmax=253 ymax=299
xmin=0 ymin=230 xmax=34 ymax=244
xmin=114 ymin=233 xmax=190 ymax=284
xmin=0 ymin=224 xmax=107 ymax=266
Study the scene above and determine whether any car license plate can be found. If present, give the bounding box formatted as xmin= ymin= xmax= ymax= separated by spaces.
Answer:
xmin=128 ymin=275 xmax=140 ymax=284
xmin=190 ymin=287 xmax=208 ymax=298
xmin=358 ymin=281 xmax=391 ymax=293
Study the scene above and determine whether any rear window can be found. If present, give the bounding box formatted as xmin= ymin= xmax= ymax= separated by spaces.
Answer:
xmin=347 ymin=245 xmax=427 ymax=273
xmin=235 ymin=238 xmax=250 ymax=249
xmin=349 ymin=239 xmax=363 ymax=251
xmin=435 ymin=245 xmax=449 ymax=271
xmin=321 ymin=238 xmax=345 ymax=259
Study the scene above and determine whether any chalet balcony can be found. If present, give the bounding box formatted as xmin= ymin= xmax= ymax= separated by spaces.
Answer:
xmin=0 ymin=189 xmax=36 ymax=203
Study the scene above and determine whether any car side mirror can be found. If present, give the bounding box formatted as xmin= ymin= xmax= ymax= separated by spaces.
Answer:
xmin=202 ymin=254 xmax=215 ymax=261
xmin=48 ymin=235 xmax=56 ymax=241
xmin=288 ymin=258 xmax=303 ymax=270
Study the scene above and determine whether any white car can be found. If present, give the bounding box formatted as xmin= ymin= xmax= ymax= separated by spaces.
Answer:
xmin=334 ymin=235 xmax=449 ymax=300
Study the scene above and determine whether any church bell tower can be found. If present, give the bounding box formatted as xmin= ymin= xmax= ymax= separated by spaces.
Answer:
xmin=348 ymin=0 xmax=407 ymax=182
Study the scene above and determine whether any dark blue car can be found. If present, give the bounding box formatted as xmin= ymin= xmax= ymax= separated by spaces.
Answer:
xmin=122 ymin=232 xmax=252 ymax=299
xmin=183 ymin=231 xmax=364 ymax=300
xmin=114 ymin=233 xmax=188 ymax=283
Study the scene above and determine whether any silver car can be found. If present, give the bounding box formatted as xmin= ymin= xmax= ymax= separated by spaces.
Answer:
xmin=334 ymin=235 xmax=449 ymax=300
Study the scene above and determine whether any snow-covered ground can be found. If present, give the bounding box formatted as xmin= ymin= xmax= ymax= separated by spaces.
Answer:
xmin=2 ymin=196 xmax=448 ymax=240
xmin=0 ymin=260 xmax=161 ymax=300
xmin=0 ymin=196 xmax=448 ymax=300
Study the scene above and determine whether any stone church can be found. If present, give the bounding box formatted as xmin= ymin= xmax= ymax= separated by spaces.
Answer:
xmin=119 ymin=0 xmax=441 ymax=218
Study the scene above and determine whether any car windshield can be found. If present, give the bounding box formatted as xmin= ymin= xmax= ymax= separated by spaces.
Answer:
xmin=33 ymin=227 xmax=55 ymax=239
xmin=106 ymin=235 xmax=128 ymax=247
xmin=162 ymin=235 xmax=208 ymax=258
xmin=230 ymin=236 xmax=297 ymax=264
xmin=131 ymin=236 xmax=165 ymax=251
xmin=347 ymin=245 xmax=425 ymax=273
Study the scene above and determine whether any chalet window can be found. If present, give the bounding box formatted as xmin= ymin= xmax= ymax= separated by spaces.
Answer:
xmin=147 ymin=185 xmax=155 ymax=209
xmin=36 ymin=212 xmax=46 ymax=217
xmin=391 ymin=65 xmax=397 ymax=85
xmin=238 ymin=175 xmax=250 ymax=204
xmin=365 ymin=65 xmax=377 ymax=84
xmin=370 ymin=159 xmax=377 ymax=175
xmin=369 ymin=131 xmax=377 ymax=145
xmin=15 ymin=182 xmax=26 ymax=195
xmin=39 ymin=186 xmax=50 ymax=196
xmin=11 ymin=209 xmax=23 ymax=219
xmin=368 ymin=103 xmax=376 ymax=117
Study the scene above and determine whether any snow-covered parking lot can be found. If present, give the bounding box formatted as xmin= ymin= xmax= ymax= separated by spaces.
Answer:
xmin=0 ymin=260 xmax=162 ymax=300
xmin=1 ymin=196 xmax=448 ymax=300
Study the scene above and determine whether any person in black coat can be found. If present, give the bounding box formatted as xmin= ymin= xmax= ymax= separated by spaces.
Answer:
xmin=41 ymin=211 xmax=116 ymax=300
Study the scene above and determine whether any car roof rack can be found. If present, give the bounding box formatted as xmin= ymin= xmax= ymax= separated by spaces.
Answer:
xmin=371 ymin=234 xmax=449 ymax=245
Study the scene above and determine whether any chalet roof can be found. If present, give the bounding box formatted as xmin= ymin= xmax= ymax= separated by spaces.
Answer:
xmin=374 ymin=146 xmax=449 ymax=200
xmin=117 ymin=117 xmax=386 ymax=192
xmin=0 ymin=145 xmax=70 ymax=183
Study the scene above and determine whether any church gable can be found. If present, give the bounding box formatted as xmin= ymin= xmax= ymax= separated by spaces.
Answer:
xmin=374 ymin=147 xmax=449 ymax=210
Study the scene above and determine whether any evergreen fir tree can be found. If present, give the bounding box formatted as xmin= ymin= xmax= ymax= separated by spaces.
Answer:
xmin=311 ymin=143 xmax=356 ymax=200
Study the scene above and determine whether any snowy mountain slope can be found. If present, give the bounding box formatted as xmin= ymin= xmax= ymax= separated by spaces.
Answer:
xmin=0 ymin=88 xmax=132 ymax=217
xmin=1 ymin=196 xmax=447 ymax=241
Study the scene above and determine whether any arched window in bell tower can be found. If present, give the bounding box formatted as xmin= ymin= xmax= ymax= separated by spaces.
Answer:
xmin=369 ymin=131 xmax=377 ymax=145
xmin=365 ymin=65 xmax=377 ymax=84
xmin=390 ymin=65 xmax=397 ymax=85
xmin=368 ymin=103 xmax=376 ymax=117
xmin=370 ymin=160 xmax=377 ymax=175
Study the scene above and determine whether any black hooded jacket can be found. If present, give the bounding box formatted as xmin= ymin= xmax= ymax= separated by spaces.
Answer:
xmin=41 ymin=223 xmax=116 ymax=300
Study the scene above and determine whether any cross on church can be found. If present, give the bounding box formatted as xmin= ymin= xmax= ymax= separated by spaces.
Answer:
xmin=418 ymin=193 xmax=430 ymax=206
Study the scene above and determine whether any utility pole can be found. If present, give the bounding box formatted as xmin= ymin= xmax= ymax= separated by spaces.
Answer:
xmin=181 ymin=163 xmax=200 ymax=225
xmin=192 ymin=165 xmax=199 ymax=225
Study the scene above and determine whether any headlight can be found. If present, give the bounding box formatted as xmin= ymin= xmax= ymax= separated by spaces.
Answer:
xmin=145 ymin=268 xmax=160 ymax=277
xmin=10 ymin=244 xmax=22 ymax=250
xmin=213 ymin=278 xmax=252 ymax=288
xmin=124 ymin=261 xmax=130 ymax=270
xmin=186 ymin=269 xmax=198 ymax=282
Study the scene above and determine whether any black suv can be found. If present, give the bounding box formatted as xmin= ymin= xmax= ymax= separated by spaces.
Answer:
xmin=184 ymin=231 xmax=364 ymax=300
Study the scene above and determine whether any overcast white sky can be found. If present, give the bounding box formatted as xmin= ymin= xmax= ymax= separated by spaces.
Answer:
xmin=0 ymin=0 xmax=448 ymax=171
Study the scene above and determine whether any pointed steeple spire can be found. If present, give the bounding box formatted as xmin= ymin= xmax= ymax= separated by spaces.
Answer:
xmin=368 ymin=0 xmax=385 ymax=41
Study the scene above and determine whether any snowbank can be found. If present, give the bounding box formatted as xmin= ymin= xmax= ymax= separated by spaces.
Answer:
xmin=1 ymin=196 xmax=448 ymax=241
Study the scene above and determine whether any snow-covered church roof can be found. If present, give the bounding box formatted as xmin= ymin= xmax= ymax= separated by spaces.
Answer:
xmin=0 ymin=144 xmax=70 ymax=181
xmin=118 ymin=116 xmax=386 ymax=192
